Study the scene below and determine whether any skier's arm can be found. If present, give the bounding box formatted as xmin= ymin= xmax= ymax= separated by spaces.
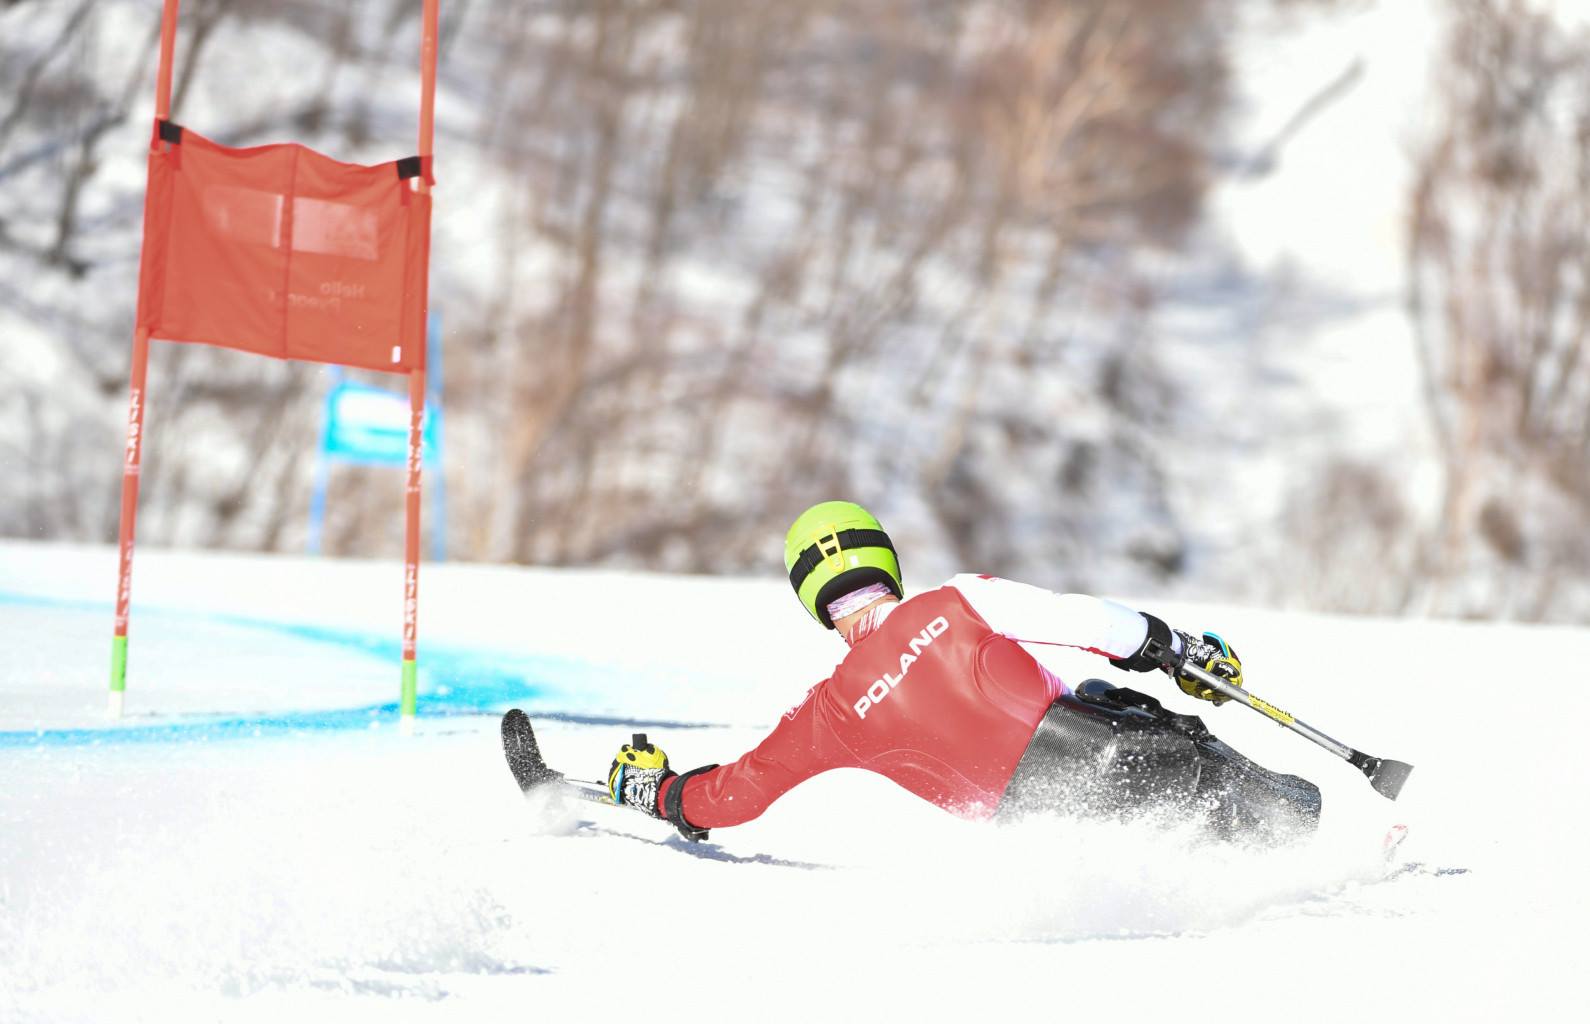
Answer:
xmin=945 ymin=574 xmax=1150 ymax=659
xmin=653 ymin=691 xmax=853 ymax=831
xmin=946 ymin=574 xmax=1244 ymax=703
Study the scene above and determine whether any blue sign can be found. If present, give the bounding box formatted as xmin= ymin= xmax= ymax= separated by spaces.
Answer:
xmin=322 ymin=380 xmax=439 ymax=466
xmin=308 ymin=311 xmax=447 ymax=559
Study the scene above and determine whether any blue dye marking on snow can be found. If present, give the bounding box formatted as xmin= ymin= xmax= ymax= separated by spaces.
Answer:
xmin=0 ymin=591 xmax=105 ymax=613
xmin=0 ymin=590 xmax=720 ymax=748
xmin=0 ymin=705 xmax=404 ymax=748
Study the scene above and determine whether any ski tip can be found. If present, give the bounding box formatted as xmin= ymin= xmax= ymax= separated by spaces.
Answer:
xmin=1381 ymin=823 xmax=1410 ymax=867
xmin=501 ymin=708 xmax=534 ymax=742
xmin=502 ymin=709 xmax=562 ymax=793
xmin=502 ymin=709 xmax=538 ymax=752
xmin=1369 ymin=758 xmax=1414 ymax=801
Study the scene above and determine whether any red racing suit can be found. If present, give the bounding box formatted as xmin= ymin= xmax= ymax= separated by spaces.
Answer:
xmin=655 ymin=575 xmax=1151 ymax=828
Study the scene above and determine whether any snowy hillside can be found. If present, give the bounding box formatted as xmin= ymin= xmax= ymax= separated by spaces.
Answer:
xmin=2 ymin=541 xmax=1585 ymax=1021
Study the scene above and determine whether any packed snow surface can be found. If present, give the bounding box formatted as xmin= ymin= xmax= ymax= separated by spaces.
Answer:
xmin=1 ymin=542 xmax=1585 ymax=1022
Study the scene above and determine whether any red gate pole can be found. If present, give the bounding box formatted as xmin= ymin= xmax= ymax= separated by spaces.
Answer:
xmin=400 ymin=368 xmax=424 ymax=733
xmin=110 ymin=0 xmax=183 ymax=718
xmin=154 ymin=0 xmax=181 ymax=124
xmin=399 ymin=0 xmax=440 ymax=733
xmin=110 ymin=328 xmax=152 ymax=718
xmin=419 ymin=0 xmax=439 ymax=159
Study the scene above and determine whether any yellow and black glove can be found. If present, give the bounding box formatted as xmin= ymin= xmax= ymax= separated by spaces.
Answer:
xmin=1109 ymin=613 xmax=1244 ymax=706
xmin=607 ymin=734 xmax=675 ymax=818
xmin=1173 ymin=630 xmax=1243 ymax=705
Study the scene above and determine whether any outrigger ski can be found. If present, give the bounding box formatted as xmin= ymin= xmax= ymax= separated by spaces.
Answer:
xmin=501 ymin=709 xmax=711 ymax=842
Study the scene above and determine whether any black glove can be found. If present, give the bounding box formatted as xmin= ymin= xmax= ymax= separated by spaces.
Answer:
xmin=1109 ymin=612 xmax=1178 ymax=673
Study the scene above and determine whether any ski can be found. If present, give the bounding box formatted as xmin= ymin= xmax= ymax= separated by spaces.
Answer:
xmin=500 ymin=708 xmax=710 ymax=841
xmin=501 ymin=707 xmax=609 ymax=803
xmin=1381 ymin=823 xmax=1409 ymax=868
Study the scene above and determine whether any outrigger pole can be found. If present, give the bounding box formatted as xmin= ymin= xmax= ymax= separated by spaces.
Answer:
xmin=1179 ymin=662 xmax=1414 ymax=801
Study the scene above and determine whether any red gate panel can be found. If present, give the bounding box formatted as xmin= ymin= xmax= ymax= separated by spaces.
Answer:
xmin=135 ymin=122 xmax=432 ymax=374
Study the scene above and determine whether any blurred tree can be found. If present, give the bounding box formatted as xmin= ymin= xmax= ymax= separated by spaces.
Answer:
xmin=1406 ymin=0 xmax=1590 ymax=620
xmin=0 ymin=0 xmax=1344 ymax=601
xmin=448 ymin=0 xmax=1237 ymax=592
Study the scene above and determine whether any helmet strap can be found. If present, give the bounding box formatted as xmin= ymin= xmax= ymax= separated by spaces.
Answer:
xmin=825 ymin=582 xmax=894 ymax=624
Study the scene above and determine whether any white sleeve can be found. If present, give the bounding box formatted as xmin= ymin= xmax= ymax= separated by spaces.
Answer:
xmin=944 ymin=574 xmax=1148 ymax=661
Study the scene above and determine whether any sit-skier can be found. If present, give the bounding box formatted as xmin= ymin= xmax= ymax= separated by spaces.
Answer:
xmin=605 ymin=501 xmax=1320 ymax=840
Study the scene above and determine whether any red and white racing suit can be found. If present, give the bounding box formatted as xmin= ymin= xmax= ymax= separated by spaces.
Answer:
xmin=655 ymin=575 xmax=1151 ymax=828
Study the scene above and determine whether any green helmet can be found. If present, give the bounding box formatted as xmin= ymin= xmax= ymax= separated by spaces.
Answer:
xmin=783 ymin=500 xmax=903 ymax=629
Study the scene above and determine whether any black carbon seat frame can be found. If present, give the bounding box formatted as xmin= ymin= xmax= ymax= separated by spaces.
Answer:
xmin=998 ymin=680 xmax=1322 ymax=838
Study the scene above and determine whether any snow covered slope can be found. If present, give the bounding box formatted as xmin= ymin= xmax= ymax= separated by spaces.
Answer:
xmin=1 ymin=541 xmax=1585 ymax=1021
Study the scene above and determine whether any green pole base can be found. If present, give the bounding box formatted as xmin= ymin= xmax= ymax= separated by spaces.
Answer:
xmin=110 ymin=634 xmax=128 ymax=693
xmin=400 ymin=658 xmax=418 ymax=719
xmin=109 ymin=635 xmax=128 ymax=718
